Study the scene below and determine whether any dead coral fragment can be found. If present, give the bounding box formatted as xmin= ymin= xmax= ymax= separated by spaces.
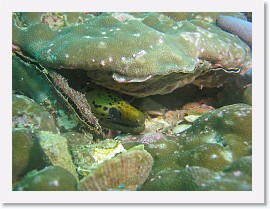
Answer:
xmin=70 ymin=139 xmax=125 ymax=177
xmin=41 ymin=12 xmax=66 ymax=30
xmin=79 ymin=149 xmax=153 ymax=191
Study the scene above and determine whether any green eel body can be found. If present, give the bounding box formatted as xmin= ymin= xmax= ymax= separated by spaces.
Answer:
xmin=85 ymin=88 xmax=145 ymax=134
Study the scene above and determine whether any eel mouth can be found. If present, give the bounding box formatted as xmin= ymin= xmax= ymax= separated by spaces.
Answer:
xmin=102 ymin=120 xmax=145 ymax=134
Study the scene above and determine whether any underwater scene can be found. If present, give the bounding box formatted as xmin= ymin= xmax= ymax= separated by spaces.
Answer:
xmin=12 ymin=12 xmax=252 ymax=191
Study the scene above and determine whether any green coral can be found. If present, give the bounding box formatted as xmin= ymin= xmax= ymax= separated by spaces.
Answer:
xmin=13 ymin=12 xmax=251 ymax=97
xmin=122 ymin=136 xmax=185 ymax=176
xmin=177 ymin=143 xmax=234 ymax=171
xmin=122 ymin=103 xmax=251 ymax=177
xmin=141 ymin=160 xmax=251 ymax=191
xmin=178 ymin=104 xmax=251 ymax=146
xmin=159 ymin=12 xmax=247 ymax=23
xmin=141 ymin=155 xmax=252 ymax=191
xmin=177 ymin=103 xmax=251 ymax=171
xmin=138 ymin=12 xmax=246 ymax=33
xmin=224 ymin=155 xmax=252 ymax=177
xmin=13 ymin=54 xmax=55 ymax=104
xmin=13 ymin=166 xmax=78 ymax=191
xmin=243 ymin=84 xmax=252 ymax=106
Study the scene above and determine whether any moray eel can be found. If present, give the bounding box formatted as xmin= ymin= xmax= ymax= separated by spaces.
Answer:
xmin=217 ymin=15 xmax=252 ymax=48
xmin=85 ymin=88 xmax=145 ymax=134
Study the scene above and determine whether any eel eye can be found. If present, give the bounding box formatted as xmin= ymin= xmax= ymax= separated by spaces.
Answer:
xmin=109 ymin=107 xmax=122 ymax=120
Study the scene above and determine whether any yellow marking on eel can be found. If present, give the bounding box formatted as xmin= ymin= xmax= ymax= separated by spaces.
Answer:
xmin=85 ymin=88 xmax=145 ymax=134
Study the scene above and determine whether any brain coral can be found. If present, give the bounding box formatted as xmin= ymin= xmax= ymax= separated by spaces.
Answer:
xmin=13 ymin=12 xmax=251 ymax=97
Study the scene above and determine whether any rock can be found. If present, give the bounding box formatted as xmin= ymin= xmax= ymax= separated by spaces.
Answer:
xmin=141 ymin=166 xmax=251 ymax=191
xmin=12 ymin=94 xmax=58 ymax=184
xmin=217 ymin=15 xmax=252 ymax=47
xmin=14 ymin=166 xmax=78 ymax=191
xmin=171 ymin=124 xmax=192 ymax=134
xmin=36 ymin=131 xmax=78 ymax=180
xmin=12 ymin=94 xmax=58 ymax=133
xmin=12 ymin=129 xmax=47 ymax=185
